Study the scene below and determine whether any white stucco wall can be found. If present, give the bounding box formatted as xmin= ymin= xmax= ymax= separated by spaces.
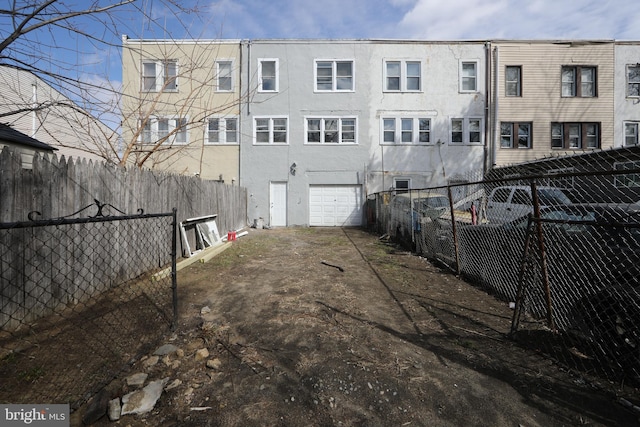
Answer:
xmin=615 ymin=43 xmax=640 ymax=148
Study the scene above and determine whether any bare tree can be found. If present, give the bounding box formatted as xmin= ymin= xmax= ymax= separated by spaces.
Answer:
xmin=0 ymin=0 xmax=240 ymax=169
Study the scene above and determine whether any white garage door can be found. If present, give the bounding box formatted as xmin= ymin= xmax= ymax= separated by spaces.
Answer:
xmin=309 ymin=185 xmax=363 ymax=226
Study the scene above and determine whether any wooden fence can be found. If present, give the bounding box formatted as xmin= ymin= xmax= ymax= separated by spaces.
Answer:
xmin=0 ymin=147 xmax=248 ymax=253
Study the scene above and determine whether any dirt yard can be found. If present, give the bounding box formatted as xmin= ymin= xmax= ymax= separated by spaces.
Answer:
xmin=82 ymin=227 xmax=639 ymax=426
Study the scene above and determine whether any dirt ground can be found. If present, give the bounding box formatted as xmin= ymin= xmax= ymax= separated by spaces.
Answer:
xmin=81 ymin=227 xmax=639 ymax=426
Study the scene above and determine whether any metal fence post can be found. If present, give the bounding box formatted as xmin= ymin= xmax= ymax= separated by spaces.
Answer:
xmin=530 ymin=180 xmax=555 ymax=331
xmin=171 ymin=207 xmax=178 ymax=330
xmin=447 ymin=186 xmax=461 ymax=276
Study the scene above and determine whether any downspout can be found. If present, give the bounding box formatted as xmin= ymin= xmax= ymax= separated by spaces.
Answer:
xmin=492 ymin=45 xmax=500 ymax=168
xmin=31 ymin=83 xmax=37 ymax=137
xmin=246 ymin=40 xmax=251 ymax=117
xmin=484 ymin=42 xmax=491 ymax=176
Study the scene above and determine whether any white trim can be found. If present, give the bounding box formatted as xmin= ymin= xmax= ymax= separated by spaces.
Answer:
xmin=303 ymin=116 xmax=358 ymax=144
xmin=253 ymin=115 xmax=289 ymax=145
xmin=141 ymin=59 xmax=178 ymax=92
xmin=380 ymin=116 xmax=432 ymax=145
xmin=449 ymin=116 xmax=484 ymax=145
xmin=204 ymin=116 xmax=239 ymax=145
xmin=258 ymin=58 xmax=279 ymax=92
xmin=459 ymin=60 xmax=478 ymax=93
xmin=313 ymin=59 xmax=355 ymax=92
xmin=215 ymin=59 xmax=234 ymax=92
xmin=383 ymin=59 xmax=422 ymax=92
xmin=139 ymin=115 xmax=189 ymax=145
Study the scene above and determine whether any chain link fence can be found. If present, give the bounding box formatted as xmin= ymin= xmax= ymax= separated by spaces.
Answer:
xmin=0 ymin=202 xmax=177 ymax=409
xmin=367 ymin=148 xmax=640 ymax=389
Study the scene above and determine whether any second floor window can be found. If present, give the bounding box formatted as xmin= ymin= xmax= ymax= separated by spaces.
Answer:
xmin=142 ymin=60 xmax=177 ymax=92
xmin=216 ymin=60 xmax=233 ymax=91
xmin=315 ymin=60 xmax=354 ymax=92
xmin=505 ymin=66 xmax=522 ymax=97
xmin=254 ymin=117 xmax=288 ymax=144
xmin=500 ymin=122 xmax=532 ymax=149
xmin=140 ymin=117 xmax=188 ymax=145
xmin=627 ymin=65 xmax=640 ymax=98
xmin=561 ymin=66 xmax=596 ymax=97
xmin=206 ymin=117 xmax=238 ymax=144
xmin=259 ymin=59 xmax=278 ymax=92
xmin=382 ymin=117 xmax=431 ymax=144
xmin=384 ymin=61 xmax=421 ymax=92
xmin=306 ymin=117 xmax=357 ymax=144
xmin=551 ymin=122 xmax=600 ymax=149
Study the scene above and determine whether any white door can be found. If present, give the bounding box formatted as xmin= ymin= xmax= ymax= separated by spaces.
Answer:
xmin=270 ymin=182 xmax=287 ymax=226
xmin=309 ymin=185 xmax=362 ymax=226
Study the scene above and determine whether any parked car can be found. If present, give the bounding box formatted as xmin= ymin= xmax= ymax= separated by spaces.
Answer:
xmin=454 ymin=203 xmax=640 ymax=328
xmin=485 ymin=185 xmax=572 ymax=223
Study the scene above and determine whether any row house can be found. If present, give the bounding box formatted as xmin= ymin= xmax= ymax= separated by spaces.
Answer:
xmin=121 ymin=37 xmax=639 ymax=227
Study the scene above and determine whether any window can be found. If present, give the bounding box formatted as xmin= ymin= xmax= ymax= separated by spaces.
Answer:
xmin=381 ymin=117 xmax=431 ymax=144
xmin=561 ymin=66 xmax=596 ymax=97
xmin=141 ymin=60 xmax=177 ymax=92
xmin=500 ymin=122 xmax=532 ymax=149
xmin=254 ymin=117 xmax=288 ymax=144
xmin=216 ymin=60 xmax=233 ymax=91
xmin=384 ymin=60 xmax=421 ymax=92
xmin=315 ymin=60 xmax=354 ymax=91
xmin=450 ymin=117 xmax=483 ymax=145
xmin=259 ymin=59 xmax=278 ymax=92
xmin=628 ymin=65 xmax=640 ymax=98
xmin=306 ymin=117 xmax=357 ymax=144
xmin=551 ymin=122 xmax=600 ymax=149
xmin=460 ymin=61 xmax=477 ymax=92
xmin=205 ymin=117 xmax=238 ymax=144
xmin=394 ymin=178 xmax=410 ymax=193
xmin=625 ymin=122 xmax=639 ymax=146
xmin=139 ymin=116 xmax=188 ymax=145
xmin=505 ymin=66 xmax=521 ymax=97
xmin=614 ymin=161 xmax=640 ymax=188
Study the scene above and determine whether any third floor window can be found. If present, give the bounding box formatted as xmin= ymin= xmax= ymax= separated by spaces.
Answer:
xmin=627 ymin=64 xmax=640 ymax=98
xmin=142 ymin=60 xmax=177 ymax=92
xmin=384 ymin=60 xmax=421 ymax=92
xmin=315 ymin=60 xmax=354 ymax=92
xmin=561 ymin=66 xmax=596 ymax=97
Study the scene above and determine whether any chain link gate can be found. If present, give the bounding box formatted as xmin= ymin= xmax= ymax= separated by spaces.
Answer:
xmin=0 ymin=201 xmax=177 ymax=409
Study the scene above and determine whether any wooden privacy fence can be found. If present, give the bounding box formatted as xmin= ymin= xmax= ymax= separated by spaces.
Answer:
xmin=0 ymin=147 xmax=248 ymax=256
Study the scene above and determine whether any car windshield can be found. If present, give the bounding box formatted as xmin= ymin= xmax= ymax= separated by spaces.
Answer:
xmin=415 ymin=197 xmax=448 ymax=210
xmin=538 ymin=189 xmax=572 ymax=205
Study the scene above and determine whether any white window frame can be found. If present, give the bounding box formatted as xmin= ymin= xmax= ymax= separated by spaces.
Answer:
xmin=253 ymin=116 xmax=288 ymax=145
xmin=627 ymin=64 xmax=640 ymax=98
xmin=380 ymin=117 xmax=432 ymax=145
xmin=314 ymin=59 xmax=355 ymax=92
xmin=205 ymin=117 xmax=239 ymax=145
xmin=215 ymin=59 xmax=234 ymax=92
xmin=614 ymin=160 xmax=640 ymax=188
xmin=449 ymin=117 xmax=484 ymax=145
xmin=304 ymin=117 xmax=357 ymax=144
xmin=383 ymin=60 xmax=422 ymax=92
xmin=459 ymin=61 xmax=478 ymax=93
xmin=258 ymin=58 xmax=279 ymax=92
xmin=141 ymin=59 xmax=178 ymax=92
xmin=139 ymin=116 xmax=189 ymax=145
xmin=625 ymin=122 xmax=639 ymax=146
xmin=393 ymin=178 xmax=411 ymax=193
xmin=505 ymin=65 xmax=522 ymax=97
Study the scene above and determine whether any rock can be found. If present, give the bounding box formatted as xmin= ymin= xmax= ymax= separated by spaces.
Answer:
xmin=108 ymin=398 xmax=121 ymax=421
xmin=200 ymin=306 xmax=211 ymax=315
xmin=121 ymin=378 xmax=169 ymax=416
xmin=142 ymin=355 xmax=159 ymax=369
xmin=154 ymin=344 xmax=179 ymax=356
xmin=126 ymin=373 xmax=148 ymax=387
xmin=195 ymin=348 xmax=209 ymax=361
xmin=206 ymin=358 xmax=222 ymax=370
xmin=82 ymin=388 xmax=110 ymax=425
xmin=176 ymin=349 xmax=185 ymax=358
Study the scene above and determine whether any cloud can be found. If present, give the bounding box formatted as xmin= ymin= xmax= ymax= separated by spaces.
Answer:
xmin=397 ymin=0 xmax=640 ymax=40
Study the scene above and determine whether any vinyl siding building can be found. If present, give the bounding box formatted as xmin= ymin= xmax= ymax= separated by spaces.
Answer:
xmin=490 ymin=40 xmax=615 ymax=167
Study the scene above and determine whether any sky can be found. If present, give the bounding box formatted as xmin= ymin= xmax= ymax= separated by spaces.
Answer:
xmin=5 ymin=0 xmax=640 ymax=129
